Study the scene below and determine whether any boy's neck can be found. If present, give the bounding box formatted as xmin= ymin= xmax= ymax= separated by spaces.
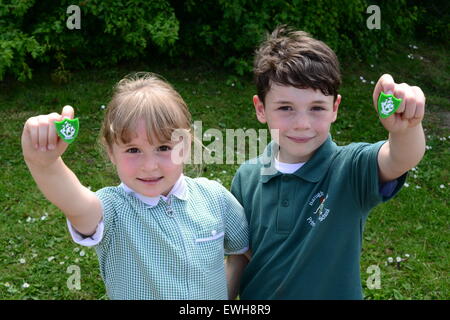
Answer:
xmin=277 ymin=147 xmax=314 ymax=164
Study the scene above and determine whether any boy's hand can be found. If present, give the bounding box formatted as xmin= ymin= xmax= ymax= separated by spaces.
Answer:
xmin=22 ymin=105 xmax=75 ymax=168
xmin=373 ymin=74 xmax=425 ymax=133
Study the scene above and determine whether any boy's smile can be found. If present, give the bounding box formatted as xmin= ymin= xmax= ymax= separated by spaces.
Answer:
xmin=254 ymin=84 xmax=341 ymax=163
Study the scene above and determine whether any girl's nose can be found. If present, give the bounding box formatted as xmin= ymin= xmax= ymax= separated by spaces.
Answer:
xmin=142 ymin=153 xmax=159 ymax=171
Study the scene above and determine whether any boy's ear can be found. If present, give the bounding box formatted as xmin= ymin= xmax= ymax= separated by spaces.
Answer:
xmin=253 ymin=95 xmax=267 ymax=123
xmin=331 ymin=94 xmax=342 ymax=123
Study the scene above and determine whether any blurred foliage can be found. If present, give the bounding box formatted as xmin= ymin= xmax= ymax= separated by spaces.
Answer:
xmin=407 ymin=0 xmax=450 ymax=41
xmin=0 ymin=0 xmax=446 ymax=81
xmin=0 ymin=0 xmax=179 ymax=80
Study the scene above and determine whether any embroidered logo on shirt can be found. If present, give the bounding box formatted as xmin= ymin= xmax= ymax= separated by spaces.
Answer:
xmin=306 ymin=191 xmax=330 ymax=227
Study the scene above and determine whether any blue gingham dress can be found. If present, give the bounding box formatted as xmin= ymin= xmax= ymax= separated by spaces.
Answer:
xmin=68 ymin=176 xmax=248 ymax=300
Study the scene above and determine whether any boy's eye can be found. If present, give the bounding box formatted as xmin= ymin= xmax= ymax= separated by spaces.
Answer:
xmin=126 ymin=147 xmax=140 ymax=154
xmin=157 ymin=145 xmax=172 ymax=152
xmin=278 ymin=106 xmax=293 ymax=111
xmin=312 ymin=106 xmax=325 ymax=111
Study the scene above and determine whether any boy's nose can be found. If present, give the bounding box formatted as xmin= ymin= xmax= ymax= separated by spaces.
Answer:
xmin=292 ymin=112 xmax=311 ymax=130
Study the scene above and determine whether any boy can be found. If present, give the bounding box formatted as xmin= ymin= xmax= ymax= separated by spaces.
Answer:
xmin=227 ymin=26 xmax=425 ymax=299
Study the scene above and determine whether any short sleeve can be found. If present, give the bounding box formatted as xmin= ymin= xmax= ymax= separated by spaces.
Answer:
xmin=349 ymin=141 xmax=407 ymax=212
xmin=230 ymin=170 xmax=244 ymax=206
xmin=218 ymin=182 xmax=249 ymax=255
xmin=93 ymin=187 xmax=121 ymax=248
xmin=66 ymin=219 xmax=104 ymax=247
xmin=65 ymin=187 xmax=119 ymax=247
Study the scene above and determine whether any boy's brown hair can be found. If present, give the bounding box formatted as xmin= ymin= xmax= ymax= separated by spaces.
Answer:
xmin=254 ymin=25 xmax=341 ymax=104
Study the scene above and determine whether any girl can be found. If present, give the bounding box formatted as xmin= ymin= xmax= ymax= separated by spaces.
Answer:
xmin=21 ymin=73 xmax=249 ymax=299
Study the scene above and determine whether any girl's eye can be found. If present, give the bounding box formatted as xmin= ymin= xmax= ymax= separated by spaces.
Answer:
xmin=157 ymin=145 xmax=172 ymax=152
xmin=126 ymin=148 xmax=140 ymax=154
xmin=279 ymin=106 xmax=293 ymax=111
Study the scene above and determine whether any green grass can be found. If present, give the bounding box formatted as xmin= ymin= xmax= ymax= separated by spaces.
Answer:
xmin=0 ymin=39 xmax=448 ymax=300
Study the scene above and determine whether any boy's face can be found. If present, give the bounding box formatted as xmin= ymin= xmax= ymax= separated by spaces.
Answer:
xmin=254 ymin=84 xmax=341 ymax=163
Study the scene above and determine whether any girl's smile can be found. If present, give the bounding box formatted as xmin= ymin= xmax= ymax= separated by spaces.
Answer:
xmin=137 ymin=176 xmax=164 ymax=184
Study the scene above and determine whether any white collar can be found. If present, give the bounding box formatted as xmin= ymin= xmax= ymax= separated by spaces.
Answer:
xmin=120 ymin=174 xmax=187 ymax=207
xmin=274 ymin=157 xmax=305 ymax=174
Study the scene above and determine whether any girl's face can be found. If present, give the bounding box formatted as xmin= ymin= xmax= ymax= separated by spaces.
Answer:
xmin=108 ymin=119 xmax=184 ymax=197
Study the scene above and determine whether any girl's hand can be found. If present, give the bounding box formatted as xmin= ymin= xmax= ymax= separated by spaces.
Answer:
xmin=22 ymin=105 xmax=75 ymax=168
xmin=372 ymin=74 xmax=426 ymax=134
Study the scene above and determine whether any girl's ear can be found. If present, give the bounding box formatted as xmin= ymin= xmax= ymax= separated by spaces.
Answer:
xmin=253 ymin=95 xmax=267 ymax=124
xmin=107 ymin=146 xmax=116 ymax=165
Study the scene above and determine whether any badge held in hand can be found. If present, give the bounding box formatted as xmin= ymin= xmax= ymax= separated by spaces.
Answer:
xmin=55 ymin=118 xmax=79 ymax=144
xmin=378 ymin=92 xmax=402 ymax=119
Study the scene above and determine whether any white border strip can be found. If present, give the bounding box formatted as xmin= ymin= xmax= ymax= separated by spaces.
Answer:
xmin=195 ymin=231 xmax=225 ymax=243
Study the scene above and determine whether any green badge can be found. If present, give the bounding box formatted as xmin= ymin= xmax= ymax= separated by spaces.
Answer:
xmin=378 ymin=92 xmax=402 ymax=119
xmin=55 ymin=118 xmax=79 ymax=144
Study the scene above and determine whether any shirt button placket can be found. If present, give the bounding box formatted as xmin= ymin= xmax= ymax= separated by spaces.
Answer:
xmin=277 ymin=175 xmax=293 ymax=233
xmin=165 ymin=198 xmax=190 ymax=299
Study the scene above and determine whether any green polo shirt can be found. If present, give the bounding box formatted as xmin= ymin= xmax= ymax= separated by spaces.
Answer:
xmin=231 ymin=136 xmax=407 ymax=299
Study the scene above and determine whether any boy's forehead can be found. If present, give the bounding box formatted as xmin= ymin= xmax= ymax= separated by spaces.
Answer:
xmin=266 ymin=84 xmax=333 ymax=103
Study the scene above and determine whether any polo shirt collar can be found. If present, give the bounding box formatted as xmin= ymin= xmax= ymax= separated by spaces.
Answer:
xmin=260 ymin=135 xmax=337 ymax=183
xmin=120 ymin=174 xmax=188 ymax=207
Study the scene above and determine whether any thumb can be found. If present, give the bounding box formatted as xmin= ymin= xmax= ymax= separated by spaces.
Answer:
xmin=61 ymin=105 xmax=75 ymax=120
xmin=373 ymin=74 xmax=395 ymax=110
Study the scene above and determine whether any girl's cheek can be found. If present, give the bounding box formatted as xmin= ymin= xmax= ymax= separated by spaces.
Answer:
xmin=160 ymin=153 xmax=182 ymax=169
xmin=118 ymin=156 xmax=141 ymax=173
xmin=168 ymin=146 xmax=189 ymax=165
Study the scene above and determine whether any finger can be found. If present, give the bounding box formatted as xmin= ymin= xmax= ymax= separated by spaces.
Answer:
xmin=37 ymin=115 xmax=49 ymax=151
xmin=47 ymin=113 xmax=60 ymax=149
xmin=381 ymin=74 xmax=395 ymax=95
xmin=403 ymin=91 xmax=417 ymax=120
xmin=412 ymin=86 xmax=426 ymax=120
xmin=373 ymin=74 xmax=395 ymax=108
xmin=393 ymin=83 xmax=407 ymax=114
xmin=26 ymin=117 xmax=39 ymax=150
xmin=61 ymin=105 xmax=74 ymax=120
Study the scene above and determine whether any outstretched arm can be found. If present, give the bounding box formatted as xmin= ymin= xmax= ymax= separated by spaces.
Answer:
xmin=22 ymin=106 xmax=102 ymax=236
xmin=372 ymin=74 xmax=426 ymax=183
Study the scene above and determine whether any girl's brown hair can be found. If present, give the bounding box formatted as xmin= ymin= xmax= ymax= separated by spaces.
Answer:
xmin=100 ymin=72 xmax=192 ymax=152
